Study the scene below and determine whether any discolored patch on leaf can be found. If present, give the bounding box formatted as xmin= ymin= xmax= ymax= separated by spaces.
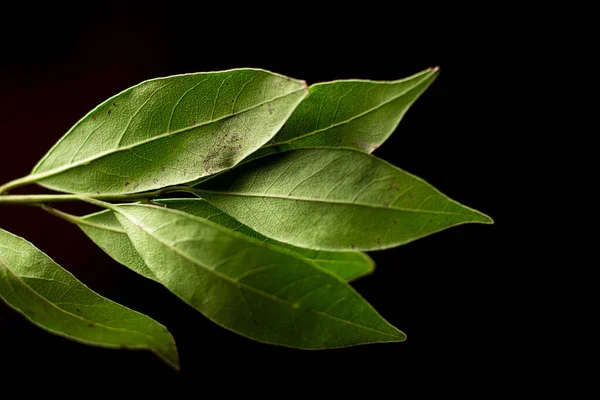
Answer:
xmin=24 ymin=69 xmax=307 ymax=194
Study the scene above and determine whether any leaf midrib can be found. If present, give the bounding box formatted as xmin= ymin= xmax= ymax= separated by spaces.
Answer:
xmin=29 ymin=86 xmax=306 ymax=182
xmin=195 ymin=189 xmax=472 ymax=217
xmin=261 ymin=71 xmax=436 ymax=149
xmin=0 ymin=251 xmax=167 ymax=352
xmin=117 ymin=205 xmax=401 ymax=340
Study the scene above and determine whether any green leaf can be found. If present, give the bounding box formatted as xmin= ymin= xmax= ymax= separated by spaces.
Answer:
xmin=195 ymin=148 xmax=493 ymax=251
xmin=110 ymin=203 xmax=405 ymax=349
xmin=250 ymin=67 xmax=438 ymax=160
xmin=0 ymin=227 xmax=179 ymax=369
xmin=76 ymin=200 xmax=373 ymax=283
xmin=164 ymin=199 xmax=375 ymax=282
xmin=76 ymin=210 xmax=156 ymax=281
xmin=25 ymin=69 xmax=307 ymax=194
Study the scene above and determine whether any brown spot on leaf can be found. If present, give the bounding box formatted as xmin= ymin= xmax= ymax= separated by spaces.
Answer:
xmin=76 ymin=308 xmax=81 ymax=312
xmin=107 ymin=109 xmax=112 ymax=116
xmin=376 ymin=238 xmax=381 ymax=246
xmin=351 ymin=244 xmax=356 ymax=249
xmin=124 ymin=181 xmax=130 ymax=187
xmin=267 ymin=104 xmax=274 ymax=115
xmin=91 ymin=115 xmax=96 ymax=121
xmin=113 ymin=102 xmax=118 ymax=107
xmin=392 ymin=219 xmax=397 ymax=224
xmin=161 ymin=167 xmax=165 ymax=172
xmin=88 ymin=324 xmax=94 ymax=328
xmin=383 ymin=202 xmax=389 ymax=208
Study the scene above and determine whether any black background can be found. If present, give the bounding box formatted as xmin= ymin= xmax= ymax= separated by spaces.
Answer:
xmin=0 ymin=5 xmax=503 ymax=387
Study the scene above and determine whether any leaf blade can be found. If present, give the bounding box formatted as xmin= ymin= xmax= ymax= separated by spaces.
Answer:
xmin=162 ymin=199 xmax=375 ymax=281
xmin=78 ymin=200 xmax=374 ymax=282
xmin=195 ymin=148 xmax=492 ymax=251
xmin=0 ymin=227 xmax=179 ymax=369
xmin=250 ymin=68 xmax=438 ymax=159
xmin=112 ymin=204 xmax=404 ymax=349
xmin=28 ymin=68 xmax=307 ymax=194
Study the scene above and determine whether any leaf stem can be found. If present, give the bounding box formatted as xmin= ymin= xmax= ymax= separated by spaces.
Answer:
xmin=0 ymin=186 xmax=196 ymax=206
xmin=0 ymin=175 xmax=38 ymax=195
xmin=40 ymin=205 xmax=86 ymax=225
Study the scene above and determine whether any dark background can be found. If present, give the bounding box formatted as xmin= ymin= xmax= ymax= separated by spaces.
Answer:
xmin=0 ymin=5 xmax=503 ymax=387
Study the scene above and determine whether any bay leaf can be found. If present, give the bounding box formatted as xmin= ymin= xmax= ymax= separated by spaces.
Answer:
xmin=250 ymin=67 xmax=438 ymax=159
xmin=111 ymin=203 xmax=404 ymax=349
xmin=0 ymin=227 xmax=179 ymax=369
xmin=164 ymin=199 xmax=374 ymax=281
xmin=22 ymin=69 xmax=307 ymax=194
xmin=76 ymin=200 xmax=373 ymax=282
xmin=195 ymin=148 xmax=493 ymax=251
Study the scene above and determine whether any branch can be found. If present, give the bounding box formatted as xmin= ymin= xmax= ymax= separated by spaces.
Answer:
xmin=0 ymin=186 xmax=196 ymax=206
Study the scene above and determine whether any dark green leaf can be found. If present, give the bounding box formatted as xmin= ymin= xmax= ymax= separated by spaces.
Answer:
xmin=0 ymin=227 xmax=179 ymax=369
xmin=250 ymin=68 xmax=438 ymax=159
xmin=26 ymin=69 xmax=307 ymax=194
xmin=77 ymin=200 xmax=373 ymax=282
xmin=110 ymin=203 xmax=404 ymax=349
xmin=195 ymin=148 xmax=493 ymax=251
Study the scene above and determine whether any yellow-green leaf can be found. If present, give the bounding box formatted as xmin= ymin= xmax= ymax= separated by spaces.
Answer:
xmin=111 ymin=203 xmax=404 ymax=349
xmin=20 ymin=69 xmax=307 ymax=194
xmin=195 ymin=148 xmax=492 ymax=251
xmin=0 ymin=227 xmax=179 ymax=369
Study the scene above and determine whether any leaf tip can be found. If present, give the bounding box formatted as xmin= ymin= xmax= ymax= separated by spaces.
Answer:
xmin=481 ymin=214 xmax=494 ymax=225
xmin=391 ymin=329 xmax=408 ymax=342
xmin=161 ymin=346 xmax=181 ymax=372
xmin=457 ymin=203 xmax=494 ymax=225
xmin=471 ymin=209 xmax=494 ymax=225
xmin=431 ymin=66 xmax=441 ymax=73
xmin=300 ymin=79 xmax=309 ymax=93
